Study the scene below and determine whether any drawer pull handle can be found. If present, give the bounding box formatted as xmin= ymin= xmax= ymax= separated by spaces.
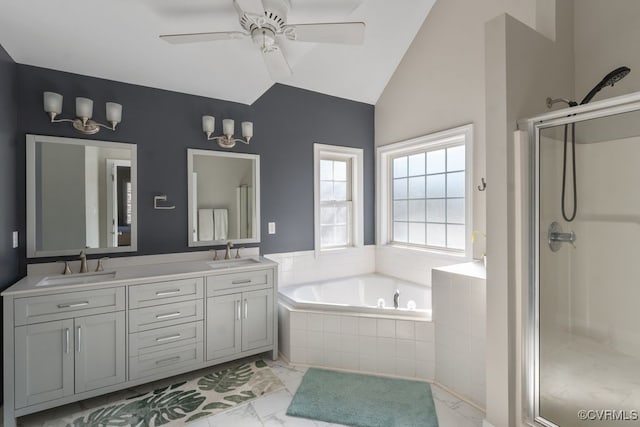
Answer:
xmin=244 ymin=299 xmax=248 ymax=319
xmin=57 ymin=301 xmax=89 ymax=309
xmin=236 ymin=300 xmax=241 ymax=320
xmin=156 ymin=311 xmax=182 ymax=320
xmin=155 ymin=356 xmax=181 ymax=365
xmin=156 ymin=289 xmax=181 ymax=296
xmin=232 ymin=279 xmax=252 ymax=285
xmin=156 ymin=334 xmax=181 ymax=343
xmin=77 ymin=326 xmax=82 ymax=353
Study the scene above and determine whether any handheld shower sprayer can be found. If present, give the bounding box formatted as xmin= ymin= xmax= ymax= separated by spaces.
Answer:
xmin=545 ymin=66 xmax=631 ymax=223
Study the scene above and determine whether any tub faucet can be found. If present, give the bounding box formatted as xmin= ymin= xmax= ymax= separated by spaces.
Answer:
xmin=393 ymin=289 xmax=400 ymax=309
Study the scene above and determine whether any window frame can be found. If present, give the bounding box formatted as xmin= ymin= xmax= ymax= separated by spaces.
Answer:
xmin=314 ymin=143 xmax=364 ymax=256
xmin=376 ymin=124 xmax=473 ymax=259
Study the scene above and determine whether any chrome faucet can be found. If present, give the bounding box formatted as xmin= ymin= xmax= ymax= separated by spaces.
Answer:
xmin=79 ymin=250 xmax=89 ymax=273
xmin=95 ymin=257 xmax=109 ymax=272
xmin=393 ymin=289 xmax=400 ymax=309
xmin=224 ymin=241 xmax=234 ymax=260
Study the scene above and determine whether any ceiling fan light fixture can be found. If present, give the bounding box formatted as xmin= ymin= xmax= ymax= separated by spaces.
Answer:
xmin=251 ymin=27 xmax=276 ymax=52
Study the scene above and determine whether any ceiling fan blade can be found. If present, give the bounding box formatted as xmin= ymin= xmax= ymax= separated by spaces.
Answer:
xmin=284 ymin=22 xmax=365 ymax=45
xmin=261 ymin=47 xmax=292 ymax=81
xmin=233 ymin=0 xmax=265 ymax=17
xmin=160 ymin=31 xmax=248 ymax=45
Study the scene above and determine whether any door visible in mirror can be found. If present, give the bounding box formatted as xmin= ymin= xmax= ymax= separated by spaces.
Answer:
xmin=187 ymin=149 xmax=260 ymax=246
xmin=27 ymin=134 xmax=137 ymax=258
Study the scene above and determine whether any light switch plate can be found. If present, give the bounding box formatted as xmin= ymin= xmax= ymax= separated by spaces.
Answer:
xmin=12 ymin=231 xmax=18 ymax=248
xmin=268 ymin=222 xmax=276 ymax=234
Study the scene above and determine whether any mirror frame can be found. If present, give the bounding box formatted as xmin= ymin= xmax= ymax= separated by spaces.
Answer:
xmin=26 ymin=134 xmax=138 ymax=258
xmin=187 ymin=148 xmax=261 ymax=247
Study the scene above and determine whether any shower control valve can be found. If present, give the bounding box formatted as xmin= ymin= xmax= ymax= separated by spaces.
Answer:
xmin=548 ymin=221 xmax=577 ymax=252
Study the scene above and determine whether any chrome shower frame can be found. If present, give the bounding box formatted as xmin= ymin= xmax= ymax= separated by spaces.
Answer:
xmin=518 ymin=91 xmax=640 ymax=427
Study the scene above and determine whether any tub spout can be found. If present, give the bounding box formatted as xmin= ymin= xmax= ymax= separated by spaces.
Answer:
xmin=393 ymin=289 xmax=400 ymax=309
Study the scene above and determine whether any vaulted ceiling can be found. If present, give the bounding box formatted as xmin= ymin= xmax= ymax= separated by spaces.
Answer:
xmin=0 ymin=0 xmax=435 ymax=105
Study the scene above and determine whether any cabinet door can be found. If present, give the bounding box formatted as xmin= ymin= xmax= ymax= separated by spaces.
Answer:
xmin=206 ymin=294 xmax=241 ymax=360
xmin=241 ymin=289 xmax=273 ymax=352
xmin=15 ymin=319 xmax=74 ymax=408
xmin=75 ymin=312 xmax=126 ymax=393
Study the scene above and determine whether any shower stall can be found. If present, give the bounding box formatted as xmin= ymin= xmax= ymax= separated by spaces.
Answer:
xmin=522 ymin=89 xmax=640 ymax=427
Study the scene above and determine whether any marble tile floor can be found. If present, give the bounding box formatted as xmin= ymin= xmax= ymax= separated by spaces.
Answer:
xmin=9 ymin=356 xmax=484 ymax=427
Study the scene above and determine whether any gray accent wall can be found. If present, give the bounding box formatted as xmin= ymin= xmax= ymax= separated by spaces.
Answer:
xmin=0 ymin=42 xmax=18 ymax=404
xmin=16 ymin=66 xmax=374 ymax=267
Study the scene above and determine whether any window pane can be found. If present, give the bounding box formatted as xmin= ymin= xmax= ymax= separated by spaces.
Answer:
xmin=408 ymin=176 xmax=426 ymax=199
xmin=335 ymin=226 xmax=348 ymax=246
xmin=321 ymin=225 xmax=335 ymax=247
xmin=408 ymin=223 xmax=426 ymax=245
xmin=394 ymin=178 xmax=408 ymax=200
xmin=427 ymin=149 xmax=445 ymax=174
xmin=320 ymin=206 xmax=336 ymax=225
xmin=320 ymin=160 xmax=333 ymax=180
xmin=427 ymin=174 xmax=445 ymax=198
xmin=447 ymin=224 xmax=465 ymax=249
xmin=408 ymin=200 xmax=426 ymax=222
xmin=447 ymin=172 xmax=465 ymax=197
xmin=408 ymin=153 xmax=425 ymax=176
xmin=320 ymin=181 xmax=334 ymax=201
xmin=426 ymin=199 xmax=445 ymax=222
xmin=334 ymin=160 xmax=347 ymax=181
xmin=394 ymin=201 xmax=408 ymax=221
xmin=336 ymin=206 xmax=348 ymax=224
xmin=447 ymin=198 xmax=465 ymax=224
xmin=393 ymin=156 xmax=408 ymax=178
xmin=334 ymin=182 xmax=347 ymax=201
xmin=427 ymin=223 xmax=446 ymax=247
xmin=447 ymin=145 xmax=465 ymax=171
xmin=393 ymin=222 xmax=408 ymax=243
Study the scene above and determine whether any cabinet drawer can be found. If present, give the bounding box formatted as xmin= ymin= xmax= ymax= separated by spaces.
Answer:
xmin=206 ymin=269 xmax=272 ymax=296
xmin=129 ymin=343 xmax=203 ymax=380
xmin=129 ymin=277 xmax=204 ymax=308
xmin=129 ymin=321 xmax=203 ymax=357
xmin=129 ymin=300 xmax=203 ymax=333
xmin=15 ymin=288 xmax=125 ymax=326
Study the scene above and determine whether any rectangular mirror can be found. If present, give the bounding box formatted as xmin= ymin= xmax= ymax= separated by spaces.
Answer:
xmin=188 ymin=149 xmax=260 ymax=246
xmin=26 ymin=134 xmax=137 ymax=258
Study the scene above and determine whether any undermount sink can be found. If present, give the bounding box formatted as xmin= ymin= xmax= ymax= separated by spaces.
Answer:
xmin=207 ymin=258 xmax=261 ymax=270
xmin=36 ymin=271 xmax=117 ymax=287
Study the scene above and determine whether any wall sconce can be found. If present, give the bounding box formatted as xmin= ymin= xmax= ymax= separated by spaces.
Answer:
xmin=202 ymin=116 xmax=253 ymax=149
xmin=43 ymin=91 xmax=123 ymax=135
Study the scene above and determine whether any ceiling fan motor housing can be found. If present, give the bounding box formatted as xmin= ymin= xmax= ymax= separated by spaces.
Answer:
xmin=240 ymin=0 xmax=290 ymax=34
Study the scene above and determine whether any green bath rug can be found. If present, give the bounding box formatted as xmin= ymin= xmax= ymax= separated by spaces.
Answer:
xmin=287 ymin=368 xmax=439 ymax=427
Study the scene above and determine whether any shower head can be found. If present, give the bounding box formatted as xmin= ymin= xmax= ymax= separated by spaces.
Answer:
xmin=580 ymin=66 xmax=631 ymax=105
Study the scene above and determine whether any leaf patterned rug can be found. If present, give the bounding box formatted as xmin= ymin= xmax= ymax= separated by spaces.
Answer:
xmin=54 ymin=360 xmax=283 ymax=426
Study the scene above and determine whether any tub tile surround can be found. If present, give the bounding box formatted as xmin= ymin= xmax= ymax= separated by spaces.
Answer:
xmin=433 ymin=262 xmax=487 ymax=408
xmin=279 ymin=305 xmax=436 ymax=381
xmin=265 ymin=246 xmax=375 ymax=288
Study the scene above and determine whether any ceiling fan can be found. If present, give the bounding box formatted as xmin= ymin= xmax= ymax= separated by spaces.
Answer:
xmin=159 ymin=0 xmax=365 ymax=80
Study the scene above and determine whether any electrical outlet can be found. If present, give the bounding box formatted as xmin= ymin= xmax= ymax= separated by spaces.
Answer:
xmin=12 ymin=231 xmax=18 ymax=248
xmin=268 ymin=222 xmax=276 ymax=235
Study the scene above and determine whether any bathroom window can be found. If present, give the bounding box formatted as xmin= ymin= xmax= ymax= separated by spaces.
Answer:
xmin=314 ymin=144 xmax=364 ymax=254
xmin=377 ymin=125 xmax=473 ymax=256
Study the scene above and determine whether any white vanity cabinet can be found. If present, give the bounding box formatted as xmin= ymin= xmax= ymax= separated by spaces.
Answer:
xmin=2 ymin=259 xmax=278 ymax=427
xmin=13 ymin=288 xmax=126 ymax=408
xmin=206 ymin=269 xmax=274 ymax=362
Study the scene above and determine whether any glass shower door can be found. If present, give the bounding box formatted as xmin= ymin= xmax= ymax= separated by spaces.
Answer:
xmin=536 ymin=107 xmax=640 ymax=427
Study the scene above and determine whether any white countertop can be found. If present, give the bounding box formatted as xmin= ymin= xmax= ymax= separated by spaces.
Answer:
xmin=2 ymin=257 xmax=277 ymax=297
xmin=433 ymin=260 xmax=486 ymax=280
